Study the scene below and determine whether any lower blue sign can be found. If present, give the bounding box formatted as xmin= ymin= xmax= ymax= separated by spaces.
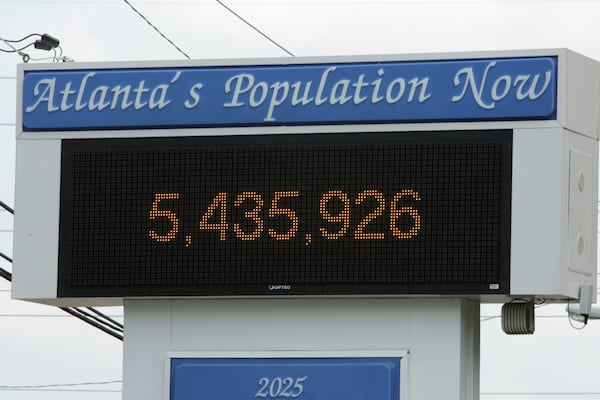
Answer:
xmin=170 ymin=356 xmax=402 ymax=400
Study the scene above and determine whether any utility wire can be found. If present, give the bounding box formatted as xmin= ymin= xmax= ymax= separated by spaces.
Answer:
xmin=0 ymin=33 xmax=40 ymax=43
xmin=0 ymin=387 xmax=121 ymax=393
xmin=73 ymin=307 xmax=124 ymax=334
xmin=0 ymin=263 xmax=122 ymax=340
xmin=0 ymin=200 xmax=123 ymax=341
xmin=121 ymin=0 xmax=191 ymax=59
xmin=0 ymin=43 xmax=34 ymax=53
xmin=0 ymin=267 xmax=11 ymax=281
xmin=0 ymin=37 xmax=18 ymax=52
xmin=0 ymin=380 xmax=121 ymax=390
xmin=0 ymin=251 xmax=12 ymax=281
xmin=5 ymin=0 xmax=600 ymax=3
xmin=0 ymin=203 xmax=15 ymax=282
xmin=0 ymin=33 xmax=61 ymax=59
xmin=216 ymin=0 xmax=294 ymax=56
xmin=60 ymin=308 xmax=124 ymax=341
xmin=0 ymin=314 xmax=123 ymax=318
xmin=87 ymin=307 xmax=125 ymax=330
xmin=0 ymin=252 xmax=11 ymax=263
xmin=0 ymin=200 xmax=14 ymax=214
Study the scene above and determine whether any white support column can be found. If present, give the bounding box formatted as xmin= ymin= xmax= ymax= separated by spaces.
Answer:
xmin=123 ymin=297 xmax=480 ymax=400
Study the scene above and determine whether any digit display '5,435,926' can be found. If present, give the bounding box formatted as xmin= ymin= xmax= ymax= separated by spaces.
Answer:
xmin=58 ymin=130 xmax=512 ymax=297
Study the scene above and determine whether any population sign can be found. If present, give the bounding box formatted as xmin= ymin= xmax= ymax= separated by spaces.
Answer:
xmin=11 ymin=49 xmax=598 ymax=304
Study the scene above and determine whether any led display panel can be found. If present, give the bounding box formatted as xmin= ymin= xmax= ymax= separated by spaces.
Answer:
xmin=58 ymin=130 xmax=512 ymax=297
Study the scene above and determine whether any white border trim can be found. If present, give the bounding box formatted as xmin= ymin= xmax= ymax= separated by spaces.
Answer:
xmin=17 ymin=120 xmax=561 ymax=140
xmin=19 ymin=48 xmax=567 ymax=72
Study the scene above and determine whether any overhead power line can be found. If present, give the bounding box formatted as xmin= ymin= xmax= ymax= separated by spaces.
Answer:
xmin=0 ymin=201 xmax=14 ymax=214
xmin=0 ymin=252 xmax=12 ymax=281
xmin=0 ymin=314 xmax=123 ymax=318
xmin=0 ymin=379 xmax=121 ymax=390
xmin=59 ymin=308 xmax=124 ymax=340
xmin=0 ymin=387 xmax=120 ymax=393
xmin=0 ymin=267 xmax=11 ymax=281
xmin=120 ymin=0 xmax=295 ymax=59
xmin=0 ymin=33 xmax=41 ymax=43
xmin=0 ymin=42 xmax=34 ymax=54
xmin=0 ymin=251 xmax=124 ymax=341
xmin=121 ymin=0 xmax=191 ymax=59
xmin=0 ymin=200 xmax=123 ymax=341
xmin=216 ymin=0 xmax=294 ymax=56
xmin=1 ymin=33 xmax=63 ymax=63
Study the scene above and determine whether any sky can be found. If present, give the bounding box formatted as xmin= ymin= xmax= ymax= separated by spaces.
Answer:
xmin=2 ymin=0 xmax=600 ymax=399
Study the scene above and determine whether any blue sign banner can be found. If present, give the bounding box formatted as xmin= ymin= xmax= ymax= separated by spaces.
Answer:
xmin=170 ymin=357 xmax=402 ymax=400
xmin=22 ymin=57 xmax=557 ymax=131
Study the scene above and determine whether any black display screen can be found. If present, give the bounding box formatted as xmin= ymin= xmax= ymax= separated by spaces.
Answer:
xmin=58 ymin=130 xmax=512 ymax=297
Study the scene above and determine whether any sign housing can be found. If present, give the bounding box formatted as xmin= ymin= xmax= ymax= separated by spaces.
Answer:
xmin=11 ymin=49 xmax=599 ymax=306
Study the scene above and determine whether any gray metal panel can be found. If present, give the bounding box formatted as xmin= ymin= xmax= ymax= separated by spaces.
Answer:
xmin=11 ymin=139 xmax=60 ymax=300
